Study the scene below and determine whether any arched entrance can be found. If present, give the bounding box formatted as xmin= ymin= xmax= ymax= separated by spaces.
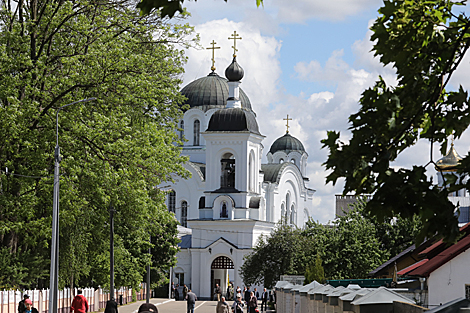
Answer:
xmin=211 ymin=256 xmax=234 ymax=300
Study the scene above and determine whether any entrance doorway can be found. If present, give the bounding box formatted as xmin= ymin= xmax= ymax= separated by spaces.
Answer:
xmin=211 ymin=256 xmax=234 ymax=300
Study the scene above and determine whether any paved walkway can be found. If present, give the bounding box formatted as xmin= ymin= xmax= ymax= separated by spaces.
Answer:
xmin=114 ymin=299 xmax=276 ymax=313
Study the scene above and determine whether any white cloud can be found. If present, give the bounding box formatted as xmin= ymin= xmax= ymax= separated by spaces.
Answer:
xmin=181 ymin=9 xmax=470 ymax=225
xmin=183 ymin=19 xmax=282 ymax=114
xmin=294 ymin=50 xmax=350 ymax=83
xmin=272 ymin=0 xmax=382 ymax=23
xmin=184 ymin=0 xmax=382 ymax=32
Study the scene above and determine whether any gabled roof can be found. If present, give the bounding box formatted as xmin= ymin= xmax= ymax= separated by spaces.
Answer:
xmin=299 ymin=281 xmax=321 ymax=293
xmin=397 ymin=259 xmax=428 ymax=276
xmin=308 ymin=285 xmax=334 ymax=295
xmin=178 ymin=235 xmax=192 ymax=249
xmin=351 ymin=287 xmax=413 ymax=305
xmin=339 ymin=289 xmax=371 ymax=302
xmin=408 ymin=235 xmax=470 ymax=277
xmin=369 ymin=237 xmax=435 ymax=277
xmin=419 ymin=222 xmax=470 ymax=259
xmin=368 ymin=244 xmax=416 ymax=276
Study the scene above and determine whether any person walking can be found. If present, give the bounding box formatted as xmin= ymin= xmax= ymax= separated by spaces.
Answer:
xmin=171 ymin=283 xmax=176 ymax=299
xmin=244 ymin=287 xmax=251 ymax=305
xmin=216 ymin=296 xmax=230 ymax=313
xmin=23 ymin=299 xmax=38 ymax=313
xmin=175 ymin=284 xmax=180 ymax=301
xmin=104 ymin=299 xmax=118 ymax=313
xmin=231 ymin=296 xmax=244 ymax=313
xmin=236 ymin=286 xmax=242 ymax=300
xmin=71 ymin=290 xmax=89 ymax=313
xmin=261 ymin=288 xmax=268 ymax=312
xmin=183 ymin=284 xmax=189 ymax=301
xmin=185 ymin=289 xmax=197 ymax=313
xmin=215 ymin=284 xmax=222 ymax=301
xmin=248 ymin=292 xmax=258 ymax=313
xmin=18 ymin=294 xmax=29 ymax=313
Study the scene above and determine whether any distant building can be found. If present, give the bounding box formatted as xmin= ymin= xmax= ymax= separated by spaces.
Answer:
xmin=335 ymin=194 xmax=371 ymax=217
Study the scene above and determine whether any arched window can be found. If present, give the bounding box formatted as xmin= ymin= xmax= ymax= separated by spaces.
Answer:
xmin=168 ymin=190 xmax=176 ymax=213
xmin=285 ymin=193 xmax=290 ymax=221
xmin=290 ymin=205 xmax=295 ymax=224
xmin=220 ymin=153 xmax=235 ymax=188
xmin=179 ymin=120 xmax=184 ymax=141
xmin=248 ymin=153 xmax=254 ymax=192
xmin=181 ymin=201 xmax=188 ymax=227
xmin=220 ymin=201 xmax=228 ymax=218
xmin=193 ymin=120 xmax=200 ymax=146
xmin=291 ymin=159 xmax=295 ymax=165
xmin=279 ymin=158 xmax=284 ymax=163
xmin=199 ymin=197 xmax=205 ymax=209
xmin=281 ymin=203 xmax=285 ymax=221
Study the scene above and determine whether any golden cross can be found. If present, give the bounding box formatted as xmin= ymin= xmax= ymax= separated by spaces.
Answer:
xmin=283 ymin=114 xmax=292 ymax=133
xmin=206 ymin=40 xmax=220 ymax=72
xmin=228 ymin=31 xmax=242 ymax=57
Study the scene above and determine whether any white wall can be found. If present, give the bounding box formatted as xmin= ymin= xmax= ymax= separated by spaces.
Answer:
xmin=428 ymin=248 xmax=470 ymax=308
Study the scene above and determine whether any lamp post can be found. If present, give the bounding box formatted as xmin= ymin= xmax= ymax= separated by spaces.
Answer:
xmin=146 ymin=235 xmax=151 ymax=303
xmin=49 ymin=98 xmax=96 ymax=313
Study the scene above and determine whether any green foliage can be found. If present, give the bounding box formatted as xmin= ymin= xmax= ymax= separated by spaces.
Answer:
xmin=240 ymin=203 xmax=421 ymax=284
xmin=0 ymin=0 xmax=195 ymax=289
xmin=304 ymin=254 xmax=325 ymax=284
xmin=323 ymin=209 xmax=385 ymax=279
xmin=322 ymin=0 xmax=470 ymax=244
xmin=137 ymin=0 xmax=264 ymax=18
xmin=240 ymin=222 xmax=303 ymax=288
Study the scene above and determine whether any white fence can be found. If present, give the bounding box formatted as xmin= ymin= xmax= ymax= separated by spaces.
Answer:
xmin=1 ymin=287 xmax=147 ymax=313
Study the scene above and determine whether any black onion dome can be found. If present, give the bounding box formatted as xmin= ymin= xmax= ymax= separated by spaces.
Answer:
xmin=207 ymin=108 xmax=260 ymax=135
xmin=225 ymin=57 xmax=244 ymax=81
xmin=180 ymin=72 xmax=251 ymax=112
xmin=269 ymin=133 xmax=305 ymax=154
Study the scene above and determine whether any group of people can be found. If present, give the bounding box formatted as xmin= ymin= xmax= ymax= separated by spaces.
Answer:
xmin=17 ymin=284 xmax=272 ymax=313
xmin=18 ymin=290 xmax=96 ymax=313
xmin=216 ymin=285 xmax=274 ymax=313
xmin=17 ymin=294 xmax=38 ymax=313
xmin=171 ymin=283 xmax=191 ymax=302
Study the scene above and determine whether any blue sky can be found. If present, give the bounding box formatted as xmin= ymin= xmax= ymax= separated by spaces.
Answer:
xmin=180 ymin=0 xmax=470 ymax=223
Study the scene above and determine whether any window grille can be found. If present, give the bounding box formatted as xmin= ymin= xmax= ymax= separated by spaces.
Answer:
xmin=168 ymin=190 xmax=176 ymax=213
xmin=193 ymin=120 xmax=200 ymax=146
xmin=211 ymin=256 xmax=234 ymax=269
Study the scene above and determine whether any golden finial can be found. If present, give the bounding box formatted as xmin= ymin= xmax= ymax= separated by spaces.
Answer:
xmin=283 ymin=114 xmax=292 ymax=133
xmin=206 ymin=40 xmax=221 ymax=72
xmin=228 ymin=31 xmax=242 ymax=57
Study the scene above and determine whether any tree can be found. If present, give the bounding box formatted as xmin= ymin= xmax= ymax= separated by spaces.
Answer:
xmin=322 ymin=0 xmax=470 ymax=244
xmin=304 ymin=254 xmax=325 ymax=284
xmin=0 ymin=0 xmax=194 ymax=289
xmin=137 ymin=0 xmax=263 ymax=18
xmin=239 ymin=203 xmax=420 ymax=285
xmin=240 ymin=222 xmax=303 ymax=288
xmin=325 ymin=208 xmax=385 ymax=279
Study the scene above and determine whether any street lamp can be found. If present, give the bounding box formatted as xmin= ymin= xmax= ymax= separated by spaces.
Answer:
xmin=49 ymin=98 xmax=96 ymax=313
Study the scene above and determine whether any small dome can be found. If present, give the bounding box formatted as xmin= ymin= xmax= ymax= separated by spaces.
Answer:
xmin=436 ymin=144 xmax=462 ymax=172
xmin=270 ymin=133 xmax=305 ymax=154
xmin=207 ymin=108 xmax=260 ymax=135
xmin=225 ymin=57 xmax=244 ymax=81
xmin=180 ymin=72 xmax=251 ymax=112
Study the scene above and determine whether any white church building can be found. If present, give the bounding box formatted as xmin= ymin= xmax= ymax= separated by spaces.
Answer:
xmin=161 ymin=40 xmax=315 ymax=300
